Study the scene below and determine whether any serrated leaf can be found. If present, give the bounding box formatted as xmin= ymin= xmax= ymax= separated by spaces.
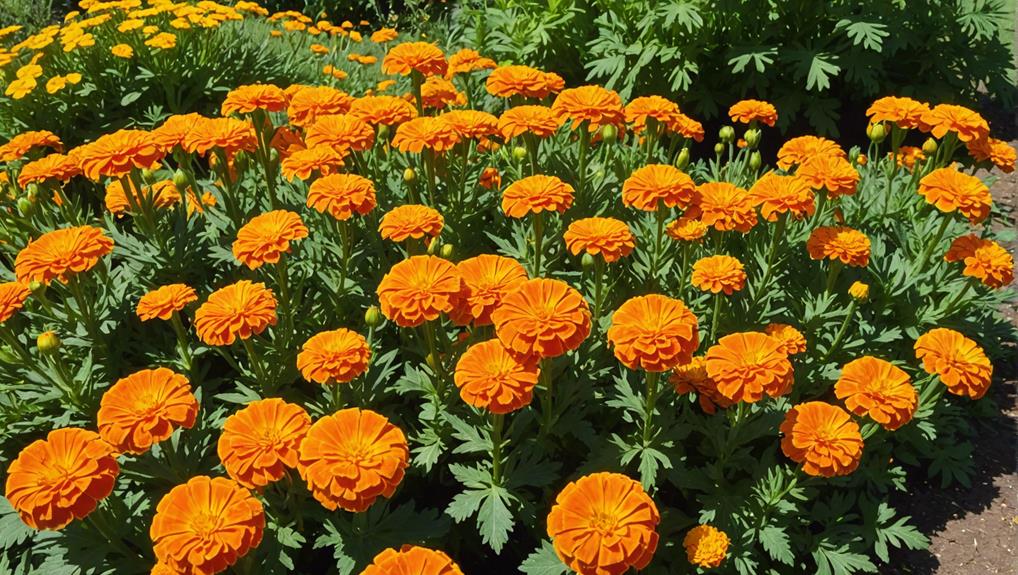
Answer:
xmin=758 ymin=525 xmax=794 ymax=565
xmin=519 ymin=540 xmax=568 ymax=575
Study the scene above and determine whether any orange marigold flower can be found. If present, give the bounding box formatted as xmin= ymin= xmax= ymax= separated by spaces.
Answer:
xmin=668 ymin=113 xmax=705 ymax=142
xmin=0 ymin=281 xmax=30 ymax=324
xmin=917 ymin=166 xmax=992 ymax=224
xmin=894 ymin=146 xmax=926 ymax=170
xmin=865 ymin=96 xmax=930 ymax=130
xmin=563 ymin=217 xmax=636 ymax=263
xmin=776 ymin=135 xmax=846 ymax=171
xmin=687 ymin=182 xmax=757 ymax=233
xmin=748 ymin=172 xmax=815 ymax=221
xmin=5 ymin=428 xmax=119 ymax=530
xmin=670 ymin=357 xmax=732 ymax=414
xmin=451 ymin=254 xmax=528 ymax=326
xmin=97 ymin=368 xmax=198 ymax=455
xmin=665 ymin=217 xmax=708 ymax=242
xmin=944 ymin=234 xmax=1014 ymax=289
xmin=440 ymin=110 xmax=498 ymax=140
xmin=486 ymin=65 xmax=562 ymax=99
xmin=479 ymin=167 xmax=501 ymax=190
xmin=0 ymin=130 xmax=63 ymax=162
xmin=625 ymin=95 xmax=681 ymax=132
xmin=446 ymin=48 xmax=496 ymax=78
xmin=151 ymin=476 xmax=264 ymax=575
xmin=607 ymin=294 xmax=699 ymax=372
xmin=683 ymin=524 xmax=730 ymax=569
xmin=75 ymin=129 xmax=164 ymax=180
xmin=797 ymin=154 xmax=860 ymax=199
xmin=15 ymin=225 xmax=113 ymax=285
xmin=622 ymin=164 xmax=696 ymax=211
xmin=194 ymin=280 xmax=277 ymax=346
xmin=363 ymin=545 xmax=464 ymax=575
xmin=806 ymin=226 xmax=871 ymax=267
xmin=232 ymin=210 xmax=309 ymax=270
xmin=376 ymin=255 xmax=463 ymax=327
xmin=454 ymin=339 xmax=540 ymax=413
xmin=706 ymin=332 xmax=794 ymax=403
xmin=370 ymin=28 xmax=399 ymax=43
xmin=297 ymin=408 xmax=409 ymax=512
xmin=914 ymin=327 xmax=993 ymax=399
xmin=764 ymin=323 xmax=807 ymax=355
xmin=280 ymin=145 xmax=346 ymax=181
xmin=493 ymin=278 xmax=591 ymax=359
xmin=421 ymin=76 xmax=467 ymax=109
xmin=305 ymin=114 xmax=375 ymax=152
xmin=379 ymin=204 xmax=444 ymax=242
xmin=501 ymin=174 xmax=574 ymax=218
xmin=150 ymin=113 xmax=205 ymax=151
xmin=182 ymin=117 xmax=257 ymax=157
xmin=392 ymin=116 xmax=460 ymax=153
xmin=780 ymin=401 xmax=863 ymax=477
xmin=270 ymin=126 xmax=306 ymax=159
xmin=497 ymin=105 xmax=562 ymax=140
xmin=137 ymin=284 xmax=198 ymax=321
xmin=221 ymin=84 xmax=288 ymax=116
xmin=547 ymin=472 xmax=660 ymax=575
xmin=297 ymin=328 xmax=371 ymax=384
xmin=691 ymin=255 xmax=747 ymax=295
xmin=348 ymin=95 xmax=418 ymax=126
xmin=382 ymin=41 xmax=447 ymax=77
xmin=307 ymin=173 xmax=377 ymax=220
xmin=104 ymin=179 xmax=184 ymax=217
xmin=218 ymin=398 xmax=311 ymax=489
xmin=552 ymin=85 xmax=625 ymax=131
xmin=287 ymin=86 xmax=353 ymax=127
xmin=834 ymin=356 xmax=917 ymax=430
xmin=17 ymin=153 xmax=81 ymax=187
xmin=919 ymin=103 xmax=990 ymax=143
xmin=967 ymin=137 xmax=1016 ymax=173
xmin=728 ymin=99 xmax=777 ymax=126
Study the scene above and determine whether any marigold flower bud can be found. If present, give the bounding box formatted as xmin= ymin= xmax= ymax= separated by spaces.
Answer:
xmin=377 ymin=124 xmax=390 ymax=140
xmin=16 ymin=197 xmax=35 ymax=217
xmin=37 ymin=330 xmax=61 ymax=354
xmin=713 ymin=143 xmax=724 ymax=155
xmin=0 ymin=346 xmax=17 ymax=364
xmin=922 ymin=138 xmax=938 ymax=155
xmin=233 ymin=151 xmax=249 ymax=172
xmin=719 ymin=126 xmax=735 ymax=143
xmin=581 ymin=252 xmax=596 ymax=271
xmin=268 ymin=148 xmax=279 ymax=164
xmin=749 ymin=151 xmax=762 ymax=170
xmin=849 ymin=281 xmax=869 ymax=302
xmin=25 ymin=183 xmax=39 ymax=201
xmin=28 ymin=280 xmax=44 ymax=294
xmin=512 ymin=145 xmax=528 ymax=161
xmin=440 ymin=244 xmax=455 ymax=259
xmin=364 ymin=305 xmax=383 ymax=327
xmin=867 ymin=122 xmax=886 ymax=143
xmin=141 ymin=167 xmax=157 ymax=184
xmin=745 ymin=128 xmax=761 ymax=148
xmin=675 ymin=147 xmax=690 ymax=170
xmin=427 ymin=237 xmax=440 ymax=255
xmin=600 ymin=124 xmax=617 ymax=145
xmin=172 ymin=169 xmax=188 ymax=190
xmin=403 ymin=167 xmax=416 ymax=183
xmin=425 ymin=352 xmax=437 ymax=371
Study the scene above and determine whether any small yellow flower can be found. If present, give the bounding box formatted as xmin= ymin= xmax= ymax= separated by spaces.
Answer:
xmin=0 ymin=25 xmax=23 ymax=39
xmin=118 ymin=19 xmax=145 ymax=32
xmin=350 ymin=31 xmax=362 ymax=42
xmin=16 ymin=64 xmax=42 ymax=79
xmin=45 ymin=76 xmax=67 ymax=94
xmin=142 ymin=25 xmax=159 ymax=36
xmin=111 ymin=44 xmax=134 ymax=59
xmin=170 ymin=17 xmax=191 ymax=30
xmin=683 ymin=524 xmax=730 ymax=569
xmin=309 ymin=43 xmax=329 ymax=55
xmin=849 ymin=281 xmax=869 ymax=302
xmin=145 ymin=32 xmax=177 ymax=49
xmin=270 ymin=30 xmax=282 ymax=38
xmin=5 ymin=77 xmax=37 ymax=99
xmin=65 ymin=73 xmax=81 ymax=84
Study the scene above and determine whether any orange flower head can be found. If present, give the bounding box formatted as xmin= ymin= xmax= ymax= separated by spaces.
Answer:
xmin=305 ymin=114 xmax=375 ymax=152
xmin=683 ymin=525 xmax=730 ymax=569
xmin=865 ymin=96 xmax=930 ymax=130
xmin=665 ymin=217 xmax=708 ymax=242
xmin=551 ymin=85 xmax=625 ymax=131
xmin=492 ymin=278 xmax=591 ymax=359
xmin=370 ymin=28 xmax=399 ymax=43
xmin=392 ymin=116 xmax=460 ymax=153
xmin=17 ymin=153 xmax=81 ymax=187
xmin=15 ymin=225 xmax=113 ymax=285
xmin=546 ymin=472 xmax=660 ymax=575
xmin=379 ymin=204 xmax=444 ymax=242
xmin=806 ymin=226 xmax=871 ymax=267
xmin=780 ymin=401 xmax=863 ymax=477
xmin=376 ymin=255 xmax=464 ymax=327
xmin=287 ymin=86 xmax=354 ymax=127
xmin=944 ymin=234 xmax=1014 ymax=289
xmin=0 ymin=130 xmax=63 ymax=162
xmin=0 ymin=282 xmax=30 ymax=324
xmin=479 ymin=167 xmax=501 ymax=190
xmin=137 ymin=284 xmax=198 ymax=321
xmin=967 ymin=137 xmax=1016 ymax=173
xmin=75 ymin=129 xmax=164 ymax=180
xmin=451 ymin=254 xmax=528 ymax=326
xmin=297 ymin=328 xmax=371 ymax=384
xmin=920 ymin=104 xmax=989 ymax=143
xmin=893 ymin=146 xmax=926 ymax=171
xmin=105 ymin=179 xmax=186 ymax=217
xmin=232 ymin=210 xmax=309 ymax=270
xmin=421 ymin=76 xmax=467 ymax=109
xmin=763 ymin=323 xmax=807 ymax=355
xmin=221 ymin=84 xmax=288 ymax=116
xmin=622 ymin=164 xmax=696 ymax=211
xmin=917 ymin=166 xmax=992 ymax=224
xmin=150 ymin=476 xmax=264 ymax=574
xmin=706 ymin=332 xmax=794 ymax=403
xmin=5 ymin=428 xmax=119 ymax=530
xmin=625 ymin=95 xmax=681 ymax=132
xmin=690 ymin=255 xmax=747 ymax=295
xmin=728 ymin=99 xmax=777 ymax=126
xmin=608 ymin=294 xmax=699 ymax=372
xmin=446 ymin=47 xmax=496 ymax=78
xmin=687 ymin=182 xmax=757 ymax=233
xmin=97 ymin=368 xmax=198 ymax=455
xmin=797 ymin=154 xmax=860 ymax=199
xmin=297 ymin=408 xmax=409 ymax=512
xmin=748 ymin=172 xmax=815 ymax=221
xmin=194 ymin=280 xmax=277 ymax=346
xmin=776 ymin=135 xmax=846 ymax=171
xmin=307 ymin=173 xmax=377 ymax=221
xmin=280 ymin=145 xmax=346 ymax=181
xmin=348 ymin=95 xmax=418 ymax=126
xmin=218 ymin=398 xmax=311 ymax=489
xmin=381 ymin=41 xmax=447 ymax=77
xmin=485 ymin=65 xmax=562 ymax=99
xmin=914 ymin=328 xmax=993 ymax=399
xmin=497 ymin=105 xmax=563 ymax=140
xmin=362 ymin=545 xmax=464 ymax=575
xmin=440 ymin=110 xmax=499 ymax=140
xmin=835 ymin=356 xmax=917 ymax=430
xmin=182 ymin=117 xmax=258 ymax=157
xmin=150 ymin=113 xmax=206 ymax=151
xmin=454 ymin=339 xmax=540 ymax=413
xmin=668 ymin=113 xmax=705 ymax=141
xmin=670 ymin=356 xmax=732 ymax=414
xmin=501 ymin=174 xmax=574 ymax=218
xmin=564 ymin=217 xmax=635 ymax=263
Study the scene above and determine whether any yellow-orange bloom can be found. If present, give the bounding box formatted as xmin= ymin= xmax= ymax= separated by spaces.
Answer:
xmin=362 ymin=545 xmax=464 ymax=575
xmin=287 ymin=86 xmax=353 ymax=127
xmin=501 ymin=174 xmax=574 ymax=218
xmin=607 ymin=294 xmax=699 ymax=372
xmin=150 ymin=113 xmax=205 ymax=151
xmin=865 ymin=96 xmax=930 ymax=130
xmin=97 ymin=368 xmax=198 ymax=455
xmin=687 ymin=182 xmax=757 ymax=233
xmin=280 ymin=145 xmax=346 ymax=181
xmin=776 ymin=135 xmax=846 ymax=171
xmin=104 ymin=179 xmax=184 ymax=217
xmin=450 ymin=254 xmax=528 ymax=326
xmin=797 ymin=154 xmax=860 ymax=199
xmin=764 ymin=323 xmax=807 ymax=355
xmin=194 ymin=280 xmax=277 ymax=346
xmin=546 ymin=472 xmax=659 ymax=575
xmin=297 ymin=408 xmax=409 ymax=512
xmin=667 ymin=113 xmax=705 ymax=142
xmin=182 ymin=117 xmax=258 ymax=157
xmin=624 ymin=95 xmax=681 ymax=132
xmin=670 ymin=357 xmax=732 ymax=414
xmin=15 ymin=225 xmax=113 ymax=285
xmin=834 ymin=356 xmax=917 ymax=430
xmin=683 ymin=525 xmax=730 ymax=569
xmin=967 ymin=137 xmax=1016 ymax=173
xmin=479 ymin=167 xmax=501 ymax=190
xmin=16 ymin=153 xmax=81 ymax=187
xmin=218 ymin=398 xmax=311 ymax=489
xmin=150 ymin=476 xmax=264 ymax=575
xmin=421 ymin=76 xmax=467 ymax=109
xmin=914 ymin=328 xmax=993 ymax=399
xmin=894 ymin=146 xmax=926 ymax=171
xmin=376 ymin=255 xmax=464 ymax=327
xmin=381 ymin=42 xmax=447 ymax=77
xmin=446 ymin=47 xmax=496 ymax=78
xmin=136 ymin=284 xmax=198 ymax=322
xmin=305 ymin=114 xmax=375 ymax=153
xmin=221 ymin=84 xmax=288 ymax=116
xmin=622 ymin=164 xmax=696 ymax=211
xmin=780 ymin=401 xmax=863 ymax=477
xmin=917 ymin=166 xmax=992 ymax=224
xmin=806 ymin=226 xmax=871 ymax=267
xmin=691 ymin=255 xmax=747 ymax=295
xmin=728 ymin=99 xmax=777 ymax=126
xmin=297 ymin=328 xmax=371 ymax=384
xmin=563 ymin=217 xmax=635 ymax=263
xmin=75 ymin=129 xmax=164 ymax=180
xmin=232 ymin=210 xmax=309 ymax=270
xmin=551 ymin=85 xmax=625 ymax=131
xmin=486 ymin=65 xmax=562 ymax=99
xmin=0 ymin=130 xmax=62 ymax=162
xmin=370 ymin=27 xmax=399 ymax=43
xmin=0 ymin=281 xmax=30 ymax=324
xmin=307 ymin=173 xmax=377 ymax=221
xmin=493 ymin=278 xmax=591 ymax=359
xmin=392 ymin=117 xmax=460 ymax=153
xmin=440 ymin=110 xmax=499 ymax=140
xmin=706 ymin=332 xmax=793 ymax=403
xmin=5 ymin=428 xmax=119 ymax=530
xmin=748 ymin=172 xmax=815 ymax=221
xmin=919 ymin=103 xmax=989 ymax=143
xmin=378 ymin=204 xmax=444 ymax=242
xmin=454 ymin=339 xmax=540 ymax=414
xmin=944 ymin=234 xmax=1014 ymax=289
xmin=497 ymin=105 xmax=562 ymax=140
xmin=348 ymin=95 xmax=418 ymax=126
xmin=665 ymin=217 xmax=708 ymax=242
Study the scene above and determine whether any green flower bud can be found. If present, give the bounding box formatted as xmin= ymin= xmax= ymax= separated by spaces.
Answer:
xmin=377 ymin=124 xmax=390 ymax=140
xmin=867 ymin=122 xmax=886 ymax=144
xmin=600 ymin=124 xmax=617 ymax=145
xmin=922 ymin=138 xmax=938 ymax=156
xmin=172 ymin=169 xmax=189 ymax=190
xmin=141 ymin=167 xmax=158 ymax=184
xmin=364 ymin=305 xmax=383 ymax=327
xmin=594 ymin=168 xmax=605 ymax=182
xmin=28 ymin=280 xmax=44 ymax=295
xmin=0 ymin=346 xmax=17 ymax=364
xmin=403 ymin=167 xmax=416 ymax=183
xmin=268 ymin=148 xmax=280 ymax=164
xmin=581 ymin=253 xmax=596 ymax=271
xmin=744 ymin=128 xmax=761 ymax=148
xmin=233 ymin=151 xmax=249 ymax=172
xmin=427 ymin=237 xmax=440 ymax=255
xmin=749 ymin=151 xmax=762 ymax=170
xmin=440 ymin=244 xmax=455 ymax=259
xmin=512 ymin=146 xmax=528 ymax=161
xmin=25 ymin=183 xmax=39 ymax=201
xmin=713 ymin=143 xmax=725 ymax=155
xmin=425 ymin=352 xmax=437 ymax=371
xmin=37 ymin=331 xmax=61 ymax=354
xmin=719 ymin=126 xmax=735 ymax=143
xmin=16 ymin=196 xmax=35 ymax=217
xmin=675 ymin=147 xmax=690 ymax=170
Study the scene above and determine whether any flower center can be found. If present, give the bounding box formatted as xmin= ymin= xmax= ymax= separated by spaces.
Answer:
xmin=190 ymin=512 xmax=221 ymax=540
xmin=589 ymin=511 xmax=619 ymax=535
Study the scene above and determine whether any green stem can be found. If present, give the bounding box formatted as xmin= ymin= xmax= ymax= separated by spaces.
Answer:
xmin=709 ymin=294 xmax=723 ymax=344
xmin=422 ymin=321 xmax=446 ymax=399
xmin=912 ymin=216 xmax=952 ymax=275
xmin=531 ymin=211 xmax=545 ymax=277
xmin=752 ymin=214 xmax=786 ymax=308
xmin=490 ymin=412 xmax=504 ymax=486
xmin=538 ymin=360 xmax=554 ymax=435
xmin=820 ymin=300 xmax=858 ymax=363
xmin=592 ymin=258 xmax=605 ymax=323
xmin=650 ymin=209 xmax=667 ymax=289
xmin=241 ymin=337 xmax=268 ymax=386
xmin=824 ymin=260 xmax=843 ymax=293
xmin=576 ymin=126 xmax=590 ymax=202
xmin=169 ymin=312 xmax=194 ymax=375
xmin=642 ymin=371 xmax=660 ymax=447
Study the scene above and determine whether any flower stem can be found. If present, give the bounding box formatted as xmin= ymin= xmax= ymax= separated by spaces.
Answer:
xmin=538 ymin=360 xmax=554 ymax=435
xmin=709 ymin=294 xmax=723 ymax=344
xmin=490 ymin=412 xmax=505 ymax=486
xmin=642 ymin=371 xmax=660 ymax=447
xmin=824 ymin=260 xmax=843 ymax=293
xmin=751 ymin=213 xmax=786 ymax=309
xmin=531 ymin=211 xmax=545 ymax=277
xmin=820 ymin=300 xmax=858 ymax=363
xmin=576 ymin=126 xmax=590 ymax=202
xmin=169 ymin=312 xmax=194 ymax=375
xmin=422 ymin=320 xmax=446 ymax=399
xmin=241 ymin=337 xmax=268 ymax=386
xmin=912 ymin=216 xmax=952 ymax=275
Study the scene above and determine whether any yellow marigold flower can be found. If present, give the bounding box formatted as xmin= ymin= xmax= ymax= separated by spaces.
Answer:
xmin=917 ymin=166 xmax=991 ymax=224
xmin=764 ymin=323 xmax=807 ymax=355
xmin=848 ymin=281 xmax=869 ymax=302
xmin=683 ymin=524 xmax=730 ymax=569
xmin=145 ymin=32 xmax=176 ymax=49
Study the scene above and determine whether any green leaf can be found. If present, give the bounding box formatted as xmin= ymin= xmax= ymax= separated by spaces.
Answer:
xmin=477 ymin=486 xmax=516 ymax=553
xmin=836 ymin=19 xmax=888 ymax=51
xmin=758 ymin=525 xmax=794 ymax=565
xmin=519 ymin=540 xmax=568 ymax=575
